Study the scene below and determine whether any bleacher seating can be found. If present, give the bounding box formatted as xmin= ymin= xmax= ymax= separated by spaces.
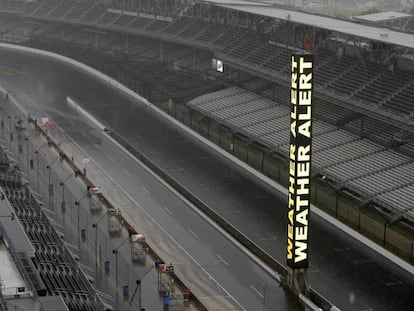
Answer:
xmin=25 ymin=1 xmax=43 ymax=15
xmin=242 ymin=77 xmax=274 ymax=94
xmin=262 ymin=46 xmax=291 ymax=73
xmin=246 ymin=41 xmax=277 ymax=66
xmin=65 ymin=1 xmax=93 ymax=21
xmin=127 ymin=16 xmax=153 ymax=30
xmin=324 ymin=150 xmax=410 ymax=182
xmin=313 ymin=139 xmax=384 ymax=168
xmin=32 ymin=0 xmax=59 ymax=17
xmin=313 ymin=54 xmax=356 ymax=87
xmin=163 ymin=17 xmax=190 ymax=35
xmin=383 ymin=83 xmax=414 ymax=115
xmin=3 ymin=186 xmax=96 ymax=310
xmin=313 ymin=98 xmax=355 ymax=124
xmin=195 ymin=23 xmax=227 ymax=44
xmin=197 ymin=92 xmax=260 ymax=113
xmin=180 ymin=19 xmax=211 ymax=39
xmin=330 ymin=61 xmax=382 ymax=97
xmin=349 ymin=162 xmax=414 ymax=196
xmin=245 ymin=116 xmax=289 ymax=138
xmin=312 ymin=130 xmax=359 ymax=152
xmin=48 ymin=0 xmax=76 ymax=19
xmin=228 ymin=34 xmax=267 ymax=61
xmin=145 ymin=19 xmax=171 ymax=32
xmin=80 ymin=4 xmax=107 ymax=24
xmin=213 ymin=27 xmax=245 ymax=49
xmin=0 ymin=142 xmax=97 ymax=310
xmin=376 ymin=184 xmax=414 ymax=219
xmin=345 ymin=117 xmax=400 ymax=143
xmin=96 ymin=11 xmax=120 ymax=26
xmin=401 ymin=141 xmax=414 ymax=155
xmin=226 ymin=105 xmax=286 ymax=128
xmin=112 ymin=14 xmax=136 ymax=28
xmin=0 ymin=0 xmax=24 ymax=13
xmin=259 ymin=129 xmax=288 ymax=148
xmin=188 ymin=83 xmax=414 ymax=216
xmin=189 ymin=87 xmax=244 ymax=106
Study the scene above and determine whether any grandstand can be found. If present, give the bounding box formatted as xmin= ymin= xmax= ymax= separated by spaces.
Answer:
xmin=0 ymin=0 xmax=413 ymax=236
xmin=0 ymin=128 xmax=102 ymax=309
xmin=0 ymin=0 xmax=413 ymax=223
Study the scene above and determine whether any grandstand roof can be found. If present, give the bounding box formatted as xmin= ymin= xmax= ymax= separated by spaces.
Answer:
xmin=354 ymin=11 xmax=411 ymax=23
xmin=206 ymin=0 xmax=414 ymax=49
xmin=206 ymin=0 xmax=268 ymax=6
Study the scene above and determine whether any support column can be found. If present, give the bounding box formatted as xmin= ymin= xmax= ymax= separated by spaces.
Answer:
xmin=285 ymin=53 xmax=313 ymax=296
xmin=286 ymin=269 xmax=309 ymax=295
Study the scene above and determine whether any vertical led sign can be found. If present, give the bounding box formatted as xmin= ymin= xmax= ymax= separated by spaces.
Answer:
xmin=286 ymin=54 xmax=313 ymax=269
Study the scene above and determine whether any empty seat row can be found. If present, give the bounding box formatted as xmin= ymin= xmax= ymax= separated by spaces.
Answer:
xmin=349 ymin=162 xmax=414 ymax=196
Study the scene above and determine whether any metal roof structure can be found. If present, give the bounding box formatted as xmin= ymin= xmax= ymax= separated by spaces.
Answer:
xmin=204 ymin=0 xmax=268 ymax=6
xmin=353 ymin=11 xmax=411 ymax=23
xmin=205 ymin=0 xmax=414 ymax=49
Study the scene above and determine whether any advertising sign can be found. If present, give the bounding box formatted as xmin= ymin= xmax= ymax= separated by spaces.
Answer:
xmin=286 ymin=54 xmax=313 ymax=269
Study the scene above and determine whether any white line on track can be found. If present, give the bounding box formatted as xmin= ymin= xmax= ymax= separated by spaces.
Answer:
xmin=107 ymin=155 xmax=114 ymax=162
xmin=142 ymin=186 xmax=150 ymax=194
xmin=123 ymin=170 xmax=131 ymax=177
xmin=188 ymin=229 xmax=199 ymax=239
xmin=250 ymin=285 xmax=264 ymax=298
xmin=216 ymin=254 xmax=228 ymax=266
xmin=162 ymin=206 xmax=173 ymax=215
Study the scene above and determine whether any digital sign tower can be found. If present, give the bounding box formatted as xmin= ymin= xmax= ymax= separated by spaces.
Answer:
xmin=286 ymin=53 xmax=313 ymax=293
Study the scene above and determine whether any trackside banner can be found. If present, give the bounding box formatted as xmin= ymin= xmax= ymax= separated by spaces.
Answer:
xmin=286 ymin=54 xmax=313 ymax=269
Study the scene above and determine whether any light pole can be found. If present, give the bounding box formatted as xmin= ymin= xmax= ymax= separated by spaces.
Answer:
xmin=46 ymin=156 xmax=60 ymax=185
xmin=92 ymin=212 xmax=107 ymax=277
xmin=46 ymin=156 xmax=60 ymax=211
xmin=0 ymin=106 xmax=4 ymax=138
xmin=262 ymin=281 xmax=267 ymax=311
xmin=34 ymin=142 xmax=48 ymax=192
xmin=24 ymin=131 xmax=37 ymax=173
xmin=75 ymin=192 xmax=90 ymax=250
xmin=7 ymin=115 xmax=11 ymax=148
xmin=112 ymin=236 xmax=130 ymax=308
xmin=59 ymin=172 xmax=74 ymax=212
xmin=130 ymin=266 xmax=153 ymax=310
